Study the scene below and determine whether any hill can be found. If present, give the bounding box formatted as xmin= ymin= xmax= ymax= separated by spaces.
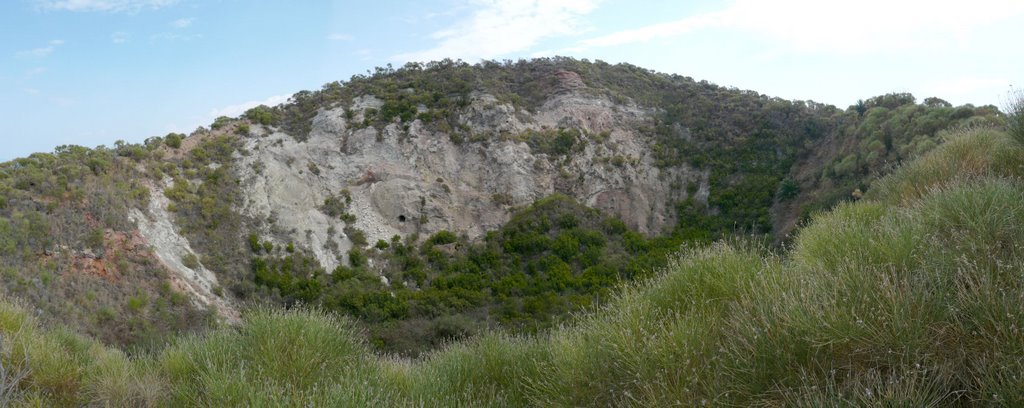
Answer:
xmin=0 ymin=125 xmax=1020 ymax=405
xmin=0 ymin=58 xmax=1006 ymax=356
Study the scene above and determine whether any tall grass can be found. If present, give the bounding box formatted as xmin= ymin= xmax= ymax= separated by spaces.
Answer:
xmin=0 ymin=128 xmax=1021 ymax=406
xmin=1005 ymin=88 xmax=1024 ymax=145
xmin=866 ymin=127 xmax=1024 ymax=205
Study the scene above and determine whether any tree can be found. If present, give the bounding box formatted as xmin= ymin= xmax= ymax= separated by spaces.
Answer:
xmin=853 ymin=99 xmax=867 ymax=116
xmin=923 ymin=97 xmax=952 ymax=108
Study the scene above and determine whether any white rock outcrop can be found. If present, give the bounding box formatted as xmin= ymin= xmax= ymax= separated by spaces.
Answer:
xmin=129 ymin=180 xmax=239 ymax=322
xmin=234 ymin=86 xmax=708 ymax=271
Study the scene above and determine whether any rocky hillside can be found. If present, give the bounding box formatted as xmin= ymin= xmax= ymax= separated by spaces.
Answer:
xmin=218 ymin=60 xmax=1003 ymax=270
xmin=2 ymin=126 xmax=1023 ymax=406
xmin=235 ymin=72 xmax=702 ymax=273
xmin=0 ymin=58 xmax=1005 ymax=353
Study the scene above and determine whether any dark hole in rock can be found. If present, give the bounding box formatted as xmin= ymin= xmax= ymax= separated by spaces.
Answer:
xmin=398 ymin=215 xmax=407 ymax=222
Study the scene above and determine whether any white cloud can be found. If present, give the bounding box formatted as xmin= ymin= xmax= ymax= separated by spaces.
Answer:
xmin=37 ymin=0 xmax=178 ymax=12
xmin=172 ymin=17 xmax=193 ymax=28
xmin=15 ymin=39 xmax=64 ymax=58
xmin=175 ymin=94 xmax=292 ymax=135
xmin=579 ymin=12 xmax=723 ymax=48
xmin=391 ymin=0 xmax=598 ymax=63
xmin=111 ymin=31 xmax=130 ymax=43
xmin=576 ymin=0 xmax=1024 ymax=55
xmin=401 ymin=7 xmax=466 ymax=24
xmin=327 ymin=33 xmax=353 ymax=41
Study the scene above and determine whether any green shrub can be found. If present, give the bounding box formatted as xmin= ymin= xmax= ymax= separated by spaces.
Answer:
xmin=348 ymin=248 xmax=366 ymax=268
xmin=84 ymin=228 xmax=105 ymax=252
xmin=426 ymin=230 xmax=457 ymax=246
xmin=165 ymin=133 xmax=183 ymax=149
xmin=181 ymin=253 xmax=200 ymax=269
xmin=345 ymin=226 xmax=368 ymax=247
xmin=243 ymin=105 xmax=279 ymax=126
xmin=775 ymin=178 xmax=799 ymax=200
xmin=320 ymin=194 xmax=349 ymax=218
xmin=211 ymin=116 xmax=232 ymax=130
xmin=517 ymin=128 xmax=580 ymax=156
xmin=248 ymin=234 xmax=261 ymax=253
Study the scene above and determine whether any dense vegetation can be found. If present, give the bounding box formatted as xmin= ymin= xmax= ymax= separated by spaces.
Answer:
xmin=0 ymin=56 xmax=1016 ymax=405
xmin=0 ymin=58 xmax=1005 ymax=359
xmin=248 ymin=194 xmax=685 ymax=355
xmin=0 ymin=140 xmax=212 ymax=350
xmin=159 ymin=132 xmax=256 ymax=299
xmin=264 ymin=58 xmax=1002 ymax=239
xmin=790 ymin=93 xmax=1004 ymax=222
xmin=0 ymin=127 xmax=1021 ymax=406
xmin=224 ymin=62 xmax=1004 ymax=355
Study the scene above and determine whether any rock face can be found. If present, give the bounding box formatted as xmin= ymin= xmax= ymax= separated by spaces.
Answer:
xmin=130 ymin=180 xmax=239 ymax=321
xmin=234 ymin=81 xmax=708 ymax=271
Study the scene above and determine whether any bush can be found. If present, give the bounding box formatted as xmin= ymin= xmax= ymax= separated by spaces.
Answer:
xmin=426 ymin=230 xmax=458 ymax=246
xmin=165 ymin=133 xmax=183 ymax=149
xmin=211 ymin=116 xmax=232 ymax=130
xmin=248 ymin=234 xmax=261 ymax=253
xmin=518 ymin=128 xmax=580 ymax=156
xmin=775 ymin=178 xmax=799 ymax=200
xmin=347 ymin=248 xmax=365 ymax=268
xmin=181 ymin=253 xmax=200 ymax=269
xmin=244 ymin=105 xmax=279 ymax=126
xmin=345 ymin=226 xmax=368 ymax=247
xmin=321 ymin=194 xmax=349 ymax=218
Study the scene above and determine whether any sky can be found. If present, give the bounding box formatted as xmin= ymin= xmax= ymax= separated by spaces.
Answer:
xmin=2 ymin=0 xmax=1022 ymax=161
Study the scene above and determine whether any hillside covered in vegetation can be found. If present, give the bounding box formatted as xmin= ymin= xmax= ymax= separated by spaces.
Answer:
xmin=260 ymin=58 xmax=1003 ymax=241
xmin=0 ymin=125 xmax=1020 ymax=406
xmin=0 ymin=59 xmax=1009 ymax=359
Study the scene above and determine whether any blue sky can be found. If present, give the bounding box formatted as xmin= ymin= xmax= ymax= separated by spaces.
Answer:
xmin=2 ymin=0 xmax=1022 ymax=161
